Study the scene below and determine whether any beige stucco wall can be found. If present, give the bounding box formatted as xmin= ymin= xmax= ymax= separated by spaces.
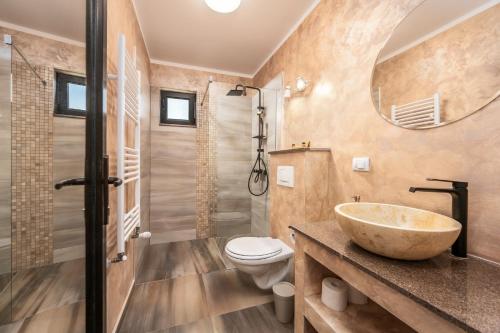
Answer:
xmin=254 ymin=0 xmax=500 ymax=263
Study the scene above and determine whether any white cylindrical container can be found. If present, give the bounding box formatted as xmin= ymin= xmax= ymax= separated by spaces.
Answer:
xmin=348 ymin=284 xmax=368 ymax=305
xmin=321 ymin=277 xmax=348 ymax=311
xmin=273 ymin=282 xmax=295 ymax=323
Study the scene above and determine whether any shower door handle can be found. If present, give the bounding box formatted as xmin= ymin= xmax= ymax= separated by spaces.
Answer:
xmin=54 ymin=176 xmax=121 ymax=190
xmin=108 ymin=176 xmax=123 ymax=187
xmin=54 ymin=177 xmax=86 ymax=190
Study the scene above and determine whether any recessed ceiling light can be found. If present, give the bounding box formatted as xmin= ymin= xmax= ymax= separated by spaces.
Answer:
xmin=205 ymin=0 xmax=241 ymax=14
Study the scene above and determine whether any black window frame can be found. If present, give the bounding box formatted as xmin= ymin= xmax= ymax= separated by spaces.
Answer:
xmin=54 ymin=71 xmax=87 ymax=118
xmin=160 ymin=90 xmax=196 ymax=126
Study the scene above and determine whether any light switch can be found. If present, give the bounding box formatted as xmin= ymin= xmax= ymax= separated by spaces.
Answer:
xmin=277 ymin=166 xmax=294 ymax=187
xmin=352 ymin=157 xmax=370 ymax=172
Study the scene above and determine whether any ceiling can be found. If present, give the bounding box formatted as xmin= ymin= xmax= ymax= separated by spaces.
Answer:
xmin=0 ymin=0 xmax=319 ymax=77
xmin=0 ymin=0 xmax=85 ymax=45
xmin=133 ymin=0 xmax=318 ymax=76
xmin=379 ymin=0 xmax=497 ymax=61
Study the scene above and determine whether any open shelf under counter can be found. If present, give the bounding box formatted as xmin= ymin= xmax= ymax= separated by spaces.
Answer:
xmin=304 ymin=294 xmax=414 ymax=333
xmin=292 ymin=220 xmax=500 ymax=333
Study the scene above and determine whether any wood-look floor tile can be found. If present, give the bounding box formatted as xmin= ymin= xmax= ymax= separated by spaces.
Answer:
xmin=211 ymin=303 xmax=292 ymax=333
xmin=10 ymin=259 xmax=85 ymax=321
xmin=164 ymin=241 xmax=198 ymax=279
xmin=189 ymin=238 xmax=226 ymax=274
xmin=0 ymin=275 xmax=12 ymax=325
xmin=202 ymin=269 xmax=273 ymax=316
xmin=0 ymin=301 xmax=85 ymax=333
xmin=136 ymin=243 xmax=169 ymax=284
xmin=136 ymin=238 xmax=228 ymax=284
xmin=0 ymin=259 xmax=84 ymax=325
xmin=0 ymin=320 xmax=23 ymax=333
xmin=214 ymin=237 xmax=235 ymax=270
xmin=156 ymin=303 xmax=292 ymax=333
xmin=149 ymin=318 xmax=214 ymax=333
xmin=118 ymin=275 xmax=209 ymax=333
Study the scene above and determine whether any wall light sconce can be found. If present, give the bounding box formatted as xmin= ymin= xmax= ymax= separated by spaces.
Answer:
xmin=284 ymin=85 xmax=292 ymax=98
xmin=296 ymin=76 xmax=308 ymax=92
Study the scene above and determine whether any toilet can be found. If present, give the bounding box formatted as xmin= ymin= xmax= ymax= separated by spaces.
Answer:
xmin=224 ymin=236 xmax=294 ymax=290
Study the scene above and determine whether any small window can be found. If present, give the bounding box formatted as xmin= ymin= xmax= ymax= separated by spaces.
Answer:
xmin=55 ymin=71 xmax=86 ymax=117
xmin=160 ymin=90 xmax=196 ymax=126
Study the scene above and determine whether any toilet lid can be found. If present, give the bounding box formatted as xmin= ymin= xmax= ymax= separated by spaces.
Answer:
xmin=226 ymin=237 xmax=282 ymax=260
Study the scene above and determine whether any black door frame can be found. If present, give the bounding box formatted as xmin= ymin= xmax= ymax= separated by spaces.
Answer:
xmin=85 ymin=0 xmax=107 ymax=332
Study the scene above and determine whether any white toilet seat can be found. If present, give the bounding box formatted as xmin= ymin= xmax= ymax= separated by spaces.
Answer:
xmin=226 ymin=237 xmax=282 ymax=260
xmin=225 ymin=237 xmax=293 ymax=265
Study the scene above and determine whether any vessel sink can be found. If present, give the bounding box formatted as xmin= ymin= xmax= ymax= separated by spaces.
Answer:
xmin=334 ymin=203 xmax=461 ymax=260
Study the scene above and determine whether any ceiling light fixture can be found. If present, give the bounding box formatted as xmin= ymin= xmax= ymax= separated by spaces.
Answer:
xmin=205 ymin=0 xmax=241 ymax=13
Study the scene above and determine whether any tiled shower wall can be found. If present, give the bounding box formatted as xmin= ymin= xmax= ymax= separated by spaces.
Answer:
xmin=1 ymin=25 xmax=86 ymax=271
xmin=150 ymin=63 xmax=251 ymax=243
xmin=0 ymin=45 xmax=11 ymax=274
xmin=11 ymin=61 xmax=54 ymax=270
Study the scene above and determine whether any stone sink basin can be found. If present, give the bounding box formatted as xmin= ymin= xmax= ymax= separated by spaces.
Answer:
xmin=334 ymin=203 xmax=461 ymax=260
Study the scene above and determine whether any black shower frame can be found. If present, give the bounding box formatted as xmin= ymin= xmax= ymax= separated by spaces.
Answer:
xmin=85 ymin=0 xmax=107 ymax=332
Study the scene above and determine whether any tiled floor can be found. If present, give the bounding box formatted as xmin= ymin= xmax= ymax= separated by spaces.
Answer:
xmin=119 ymin=238 xmax=292 ymax=333
xmin=135 ymin=238 xmax=228 ymax=284
xmin=0 ymin=259 xmax=85 ymax=333
xmin=0 ymin=238 xmax=292 ymax=333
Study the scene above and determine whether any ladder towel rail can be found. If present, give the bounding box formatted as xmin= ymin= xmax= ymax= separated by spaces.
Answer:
xmin=115 ymin=33 xmax=145 ymax=262
xmin=391 ymin=93 xmax=440 ymax=129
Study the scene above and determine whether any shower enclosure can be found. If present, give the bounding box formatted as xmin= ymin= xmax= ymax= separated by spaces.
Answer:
xmin=0 ymin=41 xmax=11 ymax=322
xmin=209 ymin=75 xmax=283 ymax=239
xmin=0 ymin=1 xmax=108 ymax=330
xmin=0 ymin=33 xmax=87 ymax=330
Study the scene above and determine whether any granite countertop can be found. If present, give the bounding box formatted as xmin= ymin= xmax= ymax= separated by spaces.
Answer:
xmin=290 ymin=221 xmax=500 ymax=333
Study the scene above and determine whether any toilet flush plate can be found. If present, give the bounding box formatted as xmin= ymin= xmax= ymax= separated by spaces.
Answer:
xmin=277 ymin=166 xmax=294 ymax=187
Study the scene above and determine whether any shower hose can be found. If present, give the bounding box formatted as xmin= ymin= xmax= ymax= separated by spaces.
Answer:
xmin=248 ymin=112 xmax=269 ymax=196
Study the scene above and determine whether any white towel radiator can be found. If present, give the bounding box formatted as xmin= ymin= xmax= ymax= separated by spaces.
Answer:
xmin=391 ymin=93 xmax=440 ymax=129
xmin=113 ymin=34 xmax=150 ymax=262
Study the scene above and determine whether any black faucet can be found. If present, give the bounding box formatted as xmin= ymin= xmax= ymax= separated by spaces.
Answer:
xmin=409 ymin=178 xmax=468 ymax=258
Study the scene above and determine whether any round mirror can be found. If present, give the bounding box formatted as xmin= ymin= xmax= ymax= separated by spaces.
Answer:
xmin=371 ymin=0 xmax=500 ymax=129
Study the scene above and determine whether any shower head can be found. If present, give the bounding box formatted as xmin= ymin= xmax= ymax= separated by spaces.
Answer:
xmin=226 ymin=84 xmax=246 ymax=96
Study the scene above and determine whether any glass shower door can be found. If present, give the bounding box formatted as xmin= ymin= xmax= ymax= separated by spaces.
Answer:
xmin=0 ymin=38 xmax=12 ymax=325
xmin=0 ymin=1 xmax=107 ymax=331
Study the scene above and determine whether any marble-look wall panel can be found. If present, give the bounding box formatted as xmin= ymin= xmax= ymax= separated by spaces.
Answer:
xmin=150 ymin=64 xmax=251 ymax=242
xmin=213 ymin=84 xmax=252 ymax=237
xmin=53 ymin=117 xmax=85 ymax=263
xmin=268 ymin=150 xmax=331 ymax=248
xmin=106 ymin=0 xmax=151 ymax=331
xmin=0 ymin=45 xmax=10 ymax=275
xmin=254 ymin=0 xmax=500 ymax=263
xmin=149 ymin=94 xmax=197 ymax=243
xmin=373 ymin=5 xmax=500 ymax=121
